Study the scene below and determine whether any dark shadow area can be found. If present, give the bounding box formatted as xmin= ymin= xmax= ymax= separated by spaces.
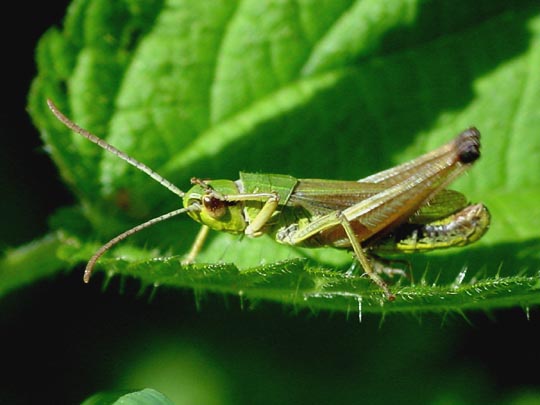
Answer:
xmin=377 ymin=0 xmax=537 ymax=56
xmin=0 ymin=2 xmax=73 ymax=246
xmin=1 ymin=263 xmax=539 ymax=404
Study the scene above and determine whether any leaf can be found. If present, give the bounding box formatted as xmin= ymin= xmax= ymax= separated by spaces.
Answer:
xmin=81 ymin=388 xmax=174 ymax=405
xmin=24 ymin=0 xmax=540 ymax=313
xmin=0 ymin=234 xmax=66 ymax=295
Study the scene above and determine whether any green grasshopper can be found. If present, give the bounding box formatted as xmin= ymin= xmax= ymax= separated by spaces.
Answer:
xmin=47 ymin=100 xmax=490 ymax=300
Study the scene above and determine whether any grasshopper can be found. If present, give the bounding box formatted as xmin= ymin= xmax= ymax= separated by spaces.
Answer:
xmin=47 ymin=100 xmax=489 ymax=300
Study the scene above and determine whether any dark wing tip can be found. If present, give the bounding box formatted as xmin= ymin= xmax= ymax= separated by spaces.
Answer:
xmin=456 ymin=127 xmax=481 ymax=164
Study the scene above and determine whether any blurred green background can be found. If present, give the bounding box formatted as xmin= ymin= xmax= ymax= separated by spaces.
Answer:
xmin=2 ymin=1 xmax=540 ymax=404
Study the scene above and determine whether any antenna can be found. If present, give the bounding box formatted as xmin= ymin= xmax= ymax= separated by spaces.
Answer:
xmin=83 ymin=205 xmax=199 ymax=283
xmin=47 ymin=99 xmax=197 ymax=282
xmin=46 ymin=99 xmax=185 ymax=198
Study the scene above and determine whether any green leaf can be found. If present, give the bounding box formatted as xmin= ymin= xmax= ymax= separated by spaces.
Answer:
xmin=81 ymin=388 xmax=174 ymax=405
xmin=0 ymin=234 xmax=66 ymax=296
xmin=25 ymin=0 xmax=540 ymax=313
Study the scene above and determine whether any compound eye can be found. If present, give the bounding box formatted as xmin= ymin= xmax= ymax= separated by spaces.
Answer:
xmin=202 ymin=195 xmax=227 ymax=218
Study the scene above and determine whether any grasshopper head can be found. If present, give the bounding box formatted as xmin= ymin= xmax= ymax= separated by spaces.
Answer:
xmin=183 ymin=179 xmax=246 ymax=233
